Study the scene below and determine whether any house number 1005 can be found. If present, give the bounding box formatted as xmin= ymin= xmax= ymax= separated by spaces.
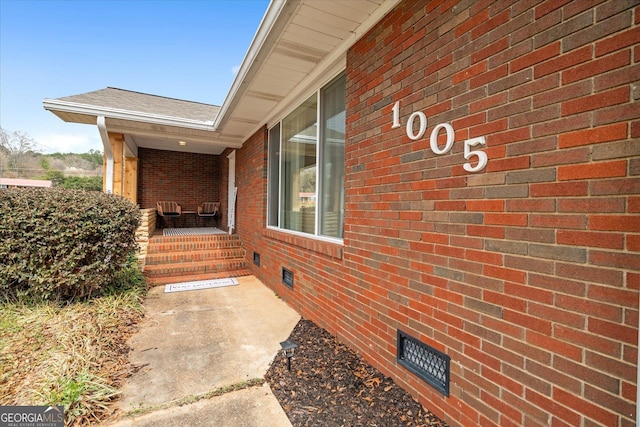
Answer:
xmin=391 ymin=101 xmax=488 ymax=173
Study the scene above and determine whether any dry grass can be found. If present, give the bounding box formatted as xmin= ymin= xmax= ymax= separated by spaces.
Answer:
xmin=0 ymin=279 xmax=146 ymax=426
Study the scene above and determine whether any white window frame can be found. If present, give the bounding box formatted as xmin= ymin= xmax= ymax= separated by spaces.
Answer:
xmin=267 ymin=72 xmax=345 ymax=244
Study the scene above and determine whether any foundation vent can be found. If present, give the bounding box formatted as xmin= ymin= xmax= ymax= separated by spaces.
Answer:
xmin=282 ymin=267 xmax=294 ymax=289
xmin=397 ymin=330 xmax=450 ymax=396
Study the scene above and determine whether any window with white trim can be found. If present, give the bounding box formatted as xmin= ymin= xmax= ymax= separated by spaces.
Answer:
xmin=268 ymin=73 xmax=345 ymax=239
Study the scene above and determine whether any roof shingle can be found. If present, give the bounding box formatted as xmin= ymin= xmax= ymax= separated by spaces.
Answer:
xmin=56 ymin=87 xmax=219 ymax=122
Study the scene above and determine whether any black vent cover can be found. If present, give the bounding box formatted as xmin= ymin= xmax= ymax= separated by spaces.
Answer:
xmin=397 ymin=330 xmax=450 ymax=396
xmin=282 ymin=267 xmax=294 ymax=289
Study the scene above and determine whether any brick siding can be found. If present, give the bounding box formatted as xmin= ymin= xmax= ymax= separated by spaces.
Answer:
xmin=231 ymin=128 xmax=268 ymax=241
xmin=234 ymin=1 xmax=639 ymax=426
xmin=137 ymin=148 xmax=221 ymax=214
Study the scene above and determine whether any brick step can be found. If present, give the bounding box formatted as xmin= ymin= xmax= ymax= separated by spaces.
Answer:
xmin=144 ymin=259 xmax=249 ymax=279
xmin=145 ymin=248 xmax=246 ymax=265
xmin=143 ymin=233 xmax=248 ymax=287
xmin=149 ymin=233 xmax=240 ymax=244
xmin=147 ymin=235 xmax=243 ymax=254
xmin=147 ymin=240 xmax=243 ymax=253
xmin=145 ymin=269 xmax=253 ymax=287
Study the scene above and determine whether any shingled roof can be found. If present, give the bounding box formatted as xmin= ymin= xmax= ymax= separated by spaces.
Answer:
xmin=54 ymin=87 xmax=219 ymax=122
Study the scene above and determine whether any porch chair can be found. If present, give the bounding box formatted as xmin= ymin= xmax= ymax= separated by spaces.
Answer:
xmin=156 ymin=201 xmax=182 ymax=228
xmin=197 ymin=202 xmax=220 ymax=227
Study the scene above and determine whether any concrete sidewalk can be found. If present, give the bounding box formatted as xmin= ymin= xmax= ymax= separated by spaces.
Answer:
xmin=106 ymin=275 xmax=300 ymax=426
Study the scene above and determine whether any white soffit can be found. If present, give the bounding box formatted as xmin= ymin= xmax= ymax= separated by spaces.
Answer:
xmin=216 ymin=0 xmax=400 ymax=144
xmin=131 ymin=134 xmax=227 ymax=155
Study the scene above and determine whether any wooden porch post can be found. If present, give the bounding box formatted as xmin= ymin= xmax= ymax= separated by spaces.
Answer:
xmin=124 ymin=156 xmax=138 ymax=204
xmin=109 ymin=132 xmax=124 ymax=196
xmin=102 ymin=132 xmax=137 ymax=204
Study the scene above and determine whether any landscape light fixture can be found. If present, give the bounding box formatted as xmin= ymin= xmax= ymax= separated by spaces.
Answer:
xmin=280 ymin=340 xmax=298 ymax=371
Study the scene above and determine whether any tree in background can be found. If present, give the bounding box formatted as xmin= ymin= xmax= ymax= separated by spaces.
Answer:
xmin=43 ymin=170 xmax=65 ymax=187
xmin=1 ymin=127 xmax=103 ymax=189
xmin=299 ymin=166 xmax=316 ymax=193
xmin=45 ymin=149 xmax=103 ymax=170
xmin=41 ymin=159 xmax=102 ymax=191
xmin=58 ymin=175 xmax=102 ymax=191
xmin=0 ymin=127 xmax=39 ymax=177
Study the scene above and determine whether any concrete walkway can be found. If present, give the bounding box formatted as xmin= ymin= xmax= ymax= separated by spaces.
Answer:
xmin=106 ymin=275 xmax=300 ymax=426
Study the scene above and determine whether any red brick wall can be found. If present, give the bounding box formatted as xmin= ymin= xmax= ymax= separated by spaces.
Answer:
xmin=235 ymin=1 xmax=640 ymax=426
xmin=234 ymin=125 xmax=348 ymax=333
xmin=137 ymin=148 xmax=221 ymax=212
xmin=233 ymin=128 xmax=268 ymax=245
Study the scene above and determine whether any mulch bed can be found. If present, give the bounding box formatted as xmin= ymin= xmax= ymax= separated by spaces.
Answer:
xmin=265 ymin=319 xmax=449 ymax=427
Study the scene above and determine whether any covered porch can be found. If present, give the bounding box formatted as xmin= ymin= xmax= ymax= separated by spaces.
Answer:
xmin=42 ymin=88 xmax=244 ymax=274
xmin=44 ymin=87 xmax=242 ymax=221
xmin=43 ymin=88 xmax=240 ymax=230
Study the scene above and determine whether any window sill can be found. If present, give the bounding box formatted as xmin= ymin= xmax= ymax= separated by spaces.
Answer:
xmin=263 ymin=228 xmax=343 ymax=259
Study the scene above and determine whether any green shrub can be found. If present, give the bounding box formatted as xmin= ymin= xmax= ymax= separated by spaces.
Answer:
xmin=58 ymin=175 xmax=102 ymax=191
xmin=0 ymin=188 xmax=141 ymax=301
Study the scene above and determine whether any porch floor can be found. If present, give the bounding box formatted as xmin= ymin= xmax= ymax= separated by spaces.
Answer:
xmin=160 ymin=227 xmax=226 ymax=237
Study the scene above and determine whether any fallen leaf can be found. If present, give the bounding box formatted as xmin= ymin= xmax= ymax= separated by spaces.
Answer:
xmin=365 ymin=377 xmax=381 ymax=388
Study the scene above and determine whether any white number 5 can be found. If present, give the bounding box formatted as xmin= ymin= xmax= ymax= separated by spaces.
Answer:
xmin=463 ymin=137 xmax=488 ymax=172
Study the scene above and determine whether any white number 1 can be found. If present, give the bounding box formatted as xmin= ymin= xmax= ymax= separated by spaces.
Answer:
xmin=391 ymin=101 xmax=401 ymax=129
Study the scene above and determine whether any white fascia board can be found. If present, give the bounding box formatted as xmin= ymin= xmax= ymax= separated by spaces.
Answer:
xmin=264 ymin=56 xmax=346 ymax=132
xmin=43 ymin=99 xmax=216 ymax=131
xmin=236 ymin=0 xmax=402 ymax=138
xmin=96 ymin=116 xmax=113 ymax=158
xmin=212 ymin=0 xmax=292 ymax=130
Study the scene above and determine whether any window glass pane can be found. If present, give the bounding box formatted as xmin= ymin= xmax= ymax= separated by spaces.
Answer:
xmin=320 ymin=74 xmax=346 ymax=238
xmin=280 ymin=95 xmax=317 ymax=234
xmin=267 ymin=124 xmax=280 ymax=227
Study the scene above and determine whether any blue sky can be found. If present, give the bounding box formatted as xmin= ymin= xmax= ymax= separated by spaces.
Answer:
xmin=0 ymin=0 xmax=270 ymax=153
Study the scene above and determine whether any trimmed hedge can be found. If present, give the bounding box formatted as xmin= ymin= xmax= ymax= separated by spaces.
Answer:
xmin=0 ymin=188 xmax=141 ymax=301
